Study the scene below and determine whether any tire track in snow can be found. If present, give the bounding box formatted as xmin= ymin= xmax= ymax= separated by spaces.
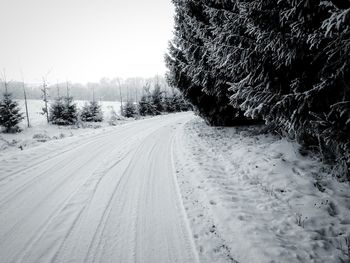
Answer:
xmin=0 ymin=116 xmax=167 ymax=183
xmin=33 ymin=149 xmax=133 ymax=263
xmin=0 ymin=113 xmax=199 ymax=263
xmin=87 ymin=138 xmax=158 ymax=263
xmin=83 ymin=150 xmax=138 ymax=263
xmin=0 ymin=123 xmax=139 ymax=183
xmin=0 ymin=139 xmax=114 ymax=256
xmin=14 ymin=124 xmax=163 ymax=263
xmin=45 ymin=152 xmax=134 ymax=262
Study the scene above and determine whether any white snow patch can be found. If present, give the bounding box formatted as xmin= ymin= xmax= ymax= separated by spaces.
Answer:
xmin=173 ymin=116 xmax=350 ymax=263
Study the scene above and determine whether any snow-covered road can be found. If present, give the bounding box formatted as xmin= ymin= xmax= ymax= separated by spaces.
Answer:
xmin=0 ymin=113 xmax=199 ymax=263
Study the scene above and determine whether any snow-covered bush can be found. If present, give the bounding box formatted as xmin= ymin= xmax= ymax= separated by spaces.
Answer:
xmin=122 ymin=101 xmax=138 ymax=118
xmin=49 ymin=97 xmax=65 ymax=125
xmin=138 ymin=86 xmax=191 ymax=116
xmin=80 ymin=101 xmax=103 ymax=122
xmin=138 ymin=93 xmax=156 ymax=116
xmin=50 ymin=96 xmax=78 ymax=125
xmin=0 ymin=92 xmax=24 ymax=133
xmin=108 ymin=107 xmax=123 ymax=125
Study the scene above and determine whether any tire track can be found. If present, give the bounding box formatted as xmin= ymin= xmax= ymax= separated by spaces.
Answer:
xmin=13 ymin=147 xmax=132 ymax=263
xmin=0 ymin=113 xmax=199 ymax=263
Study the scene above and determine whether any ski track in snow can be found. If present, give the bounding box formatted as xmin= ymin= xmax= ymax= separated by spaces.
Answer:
xmin=0 ymin=113 xmax=199 ymax=263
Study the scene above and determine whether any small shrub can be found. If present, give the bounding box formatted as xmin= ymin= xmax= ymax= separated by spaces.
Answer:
xmin=80 ymin=101 xmax=103 ymax=122
xmin=122 ymin=101 xmax=137 ymax=118
xmin=0 ymin=92 xmax=24 ymax=133
xmin=50 ymin=96 xmax=78 ymax=125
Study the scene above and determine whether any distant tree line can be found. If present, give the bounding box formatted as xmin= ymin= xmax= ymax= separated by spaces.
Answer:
xmin=0 ymin=76 xmax=171 ymax=102
xmin=0 ymin=78 xmax=191 ymax=132
xmin=166 ymin=0 xmax=350 ymax=178
xmin=121 ymin=82 xmax=191 ymax=118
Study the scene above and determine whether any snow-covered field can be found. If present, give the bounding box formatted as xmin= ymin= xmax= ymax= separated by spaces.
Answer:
xmin=16 ymin=99 xmax=123 ymax=127
xmin=1 ymin=110 xmax=350 ymax=262
xmin=0 ymin=100 xmax=126 ymax=154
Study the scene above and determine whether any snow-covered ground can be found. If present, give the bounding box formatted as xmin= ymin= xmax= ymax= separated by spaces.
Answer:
xmin=0 ymin=100 xmax=127 ymax=154
xmin=16 ymin=99 xmax=123 ymax=127
xmin=1 ymin=111 xmax=349 ymax=263
xmin=174 ymin=117 xmax=350 ymax=263
xmin=0 ymin=112 xmax=199 ymax=263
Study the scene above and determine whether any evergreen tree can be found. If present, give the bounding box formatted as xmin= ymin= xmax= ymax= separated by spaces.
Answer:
xmin=62 ymin=96 xmax=78 ymax=125
xmin=151 ymin=82 xmax=164 ymax=115
xmin=0 ymin=92 xmax=24 ymax=132
xmin=49 ymin=95 xmax=78 ymax=125
xmin=80 ymin=103 xmax=92 ymax=122
xmin=49 ymin=96 xmax=66 ymax=125
xmin=89 ymin=101 xmax=103 ymax=122
xmin=162 ymin=90 xmax=191 ymax=113
xmin=167 ymin=0 xmax=350 ymax=175
xmin=163 ymin=95 xmax=176 ymax=113
xmin=122 ymin=101 xmax=137 ymax=118
xmin=138 ymin=94 xmax=156 ymax=116
xmin=80 ymin=101 xmax=103 ymax=122
xmin=138 ymin=84 xmax=156 ymax=116
xmin=175 ymin=92 xmax=191 ymax=111
xmin=165 ymin=0 xmax=252 ymax=125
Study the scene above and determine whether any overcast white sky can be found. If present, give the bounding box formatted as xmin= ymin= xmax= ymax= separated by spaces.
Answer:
xmin=0 ymin=0 xmax=175 ymax=83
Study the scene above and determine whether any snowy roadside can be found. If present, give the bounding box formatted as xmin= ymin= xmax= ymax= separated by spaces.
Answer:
xmin=173 ymin=116 xmax=350 ymax=263
xmin=0 ymin=99 xmax=137 ymax=156
xmin=0 ymin=120 xmax=133 ymax=156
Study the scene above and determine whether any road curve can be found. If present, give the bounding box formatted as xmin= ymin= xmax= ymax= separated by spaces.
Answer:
xmin=0 ymin=113 xmax=199 ymax=263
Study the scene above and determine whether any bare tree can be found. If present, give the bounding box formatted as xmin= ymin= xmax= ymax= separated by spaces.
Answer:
xmin=1 ymin=69 xmax=9 ymax=93
xmin=126 ymin=85 xmax=130 ymax=102
xmin=56 ymin=81 xmax=60 ymax=97
xmin=66 ymin=81 xmax=70 ymax=97
xmin=41 ymin=77 xmax=49 ymax=123
xmin=117 ymin=78 xmax=123 ymax=113
xmin=134 ymin=86 xmax=138 ymax=103
xmin=21 ymin=71 xmax=30 ymax=128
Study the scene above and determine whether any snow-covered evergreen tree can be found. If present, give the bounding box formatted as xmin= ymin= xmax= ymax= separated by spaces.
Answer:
xmin=151 ymin=83 xmax=163 ymax=115
xmin=122 ymin=101 xmax=137 ymax=118
xmin=49 ymin=96 xmax=66 ymax=125
xmin=0 ymin=92 xmax=24 ymax=132
xmin=49 ymin=95 xmax=78 ymax=125
xmin=62 ymin=96 xmax=78 ymax=125
xmin=138 ymin=84 xmax=156 ymax=116
xmin=162 ymin=95 xmax=175 ymax=113
xmin=163 ymin=91 xmax=191 ymax=113
xmin=138 ymin=94 xmax=156 ymax=116
xmin=166 ymin=0 xmax=251 ymax=125
xmin=89 ymin=101 xmax=103 ymax=122
xmin=167 ymin=0 xmax=350 ymax=175
xmin=80 ymin=101 xmax=103 ymax=122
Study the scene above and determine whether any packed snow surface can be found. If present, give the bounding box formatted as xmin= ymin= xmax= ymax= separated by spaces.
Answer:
xmin=1 ymin=112 xmax=350 ymax=263
xmin=0 ymin=113 xmax=199 ymax=263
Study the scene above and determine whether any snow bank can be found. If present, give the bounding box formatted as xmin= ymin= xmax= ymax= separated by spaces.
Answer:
xmin=174 ymin=116 xmax=350 ymax=263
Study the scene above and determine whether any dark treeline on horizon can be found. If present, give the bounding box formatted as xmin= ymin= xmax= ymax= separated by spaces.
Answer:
xmin=0 ymin=75 xmax=172 ymax=102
